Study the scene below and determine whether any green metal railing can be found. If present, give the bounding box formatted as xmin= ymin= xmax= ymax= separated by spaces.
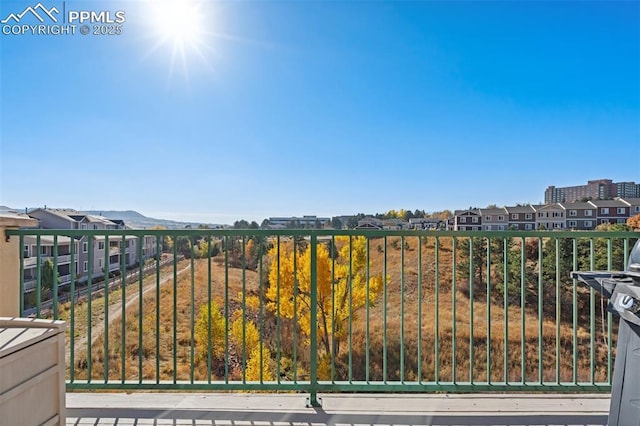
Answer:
xmin=6 ymin=228 xmax=638 ymax=405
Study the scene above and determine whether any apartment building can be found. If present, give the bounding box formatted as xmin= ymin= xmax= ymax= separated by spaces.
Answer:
xmin=479 ymin=207 xmax=509 ymax=231
xmin=544 ymin=179 xmax=639 ymax=203
xmin=22 ymin=235 xmax=76 ymax=293
xmin=450 ymin=198 xmax=639 ymax=231
xmin=453 ymin=209 xmax=482 ymax=231
xmin=622 ymin=198 xmax=640 ymax=217
xmin=588 ymin=199 xmax=630 ymax=226
xmin=268 ymin=216 xmax=330 ymax=228
xmin=535 ymin=204 xmax=566 ymax=230
xmin=24 ymin=208 xmax=157 ymax=291
xmin=562 ymin=202 xmax=597 ymax=230
xmin=505 ymin=205 xmax=536 ymax=230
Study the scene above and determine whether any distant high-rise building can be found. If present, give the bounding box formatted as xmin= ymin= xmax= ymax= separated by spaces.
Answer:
xmin=616 ymin=182 xmax=640 ymax=198
xmin=545 ymin=179 xmax=638 ymax=203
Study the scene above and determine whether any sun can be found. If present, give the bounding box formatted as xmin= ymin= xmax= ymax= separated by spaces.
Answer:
xmin=152 ymin=1 xmax=202 ymax=46
xmin=147 ymin=0 xmax=210 ymax=78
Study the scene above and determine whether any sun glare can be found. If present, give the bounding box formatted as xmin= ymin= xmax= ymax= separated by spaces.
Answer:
xmin=152 ymin=1 xmax=202 ymax=46
xmin=148 ymin=0 xmax=210 ymax=79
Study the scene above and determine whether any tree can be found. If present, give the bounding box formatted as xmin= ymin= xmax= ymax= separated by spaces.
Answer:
xmin=151 ymin=225 xmax=172 ymax=252
xmin=174 ymin=236 xmax=192 ymax=258
xmin=456 ymin=237 xmax=487 ymax=290
xmin=593 ymin=223 xmax=635 ymax=271
xmin=628 ymin=213 xmax=640 ymax=231
xmin=345 ymin=214 xmax=364 ymax=229
xmin=195 ymin=238 xmax=219 ymax=258
xmin=195 ymin=302 xmax=274 ymax=380
xmin=330 ymin=217 xmax=343 ymax=229
xmin=437 ymin=210 xmax=453 ymax=221
xmin=41 ymin=259 xmax=59 ymax=295
xmin=264 ymin=236 xmax=384 ymax=363
xmin=233 ymin=220 xmax=249 ymax=229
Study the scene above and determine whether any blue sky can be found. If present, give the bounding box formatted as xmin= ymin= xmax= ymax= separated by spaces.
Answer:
xmin=1 ymin=0 xmax=638 ymax=225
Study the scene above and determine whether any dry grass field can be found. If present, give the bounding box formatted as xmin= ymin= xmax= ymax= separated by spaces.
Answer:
xmin=70 ymin=235 xmax=613 ymax=385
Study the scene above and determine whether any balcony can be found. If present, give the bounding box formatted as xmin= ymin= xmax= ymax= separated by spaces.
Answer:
xmin=65 ymin=392 xmax=609 ymax=425
xmin=2 ymin=227 xmax=637 ymax=424
xmin=23 ymin=254 xmax=72 ymax=268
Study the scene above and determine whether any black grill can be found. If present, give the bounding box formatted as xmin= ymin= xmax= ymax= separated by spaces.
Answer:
xmin=572 ymin=238 xmax=640 ymax=426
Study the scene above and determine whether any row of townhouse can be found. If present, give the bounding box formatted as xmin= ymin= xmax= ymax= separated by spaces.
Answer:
xmin=22 ymin=208 xmax=158 ymax=293
xmin=453 ymin=198 xmax=640 ymax=231
xmin=356 ymin=217 xmax=446 ymax=230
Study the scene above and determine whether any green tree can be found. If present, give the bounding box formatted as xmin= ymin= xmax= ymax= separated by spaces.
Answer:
xmin=593 ymin=223 xmax=635 ymax=271
xmin=41 ymin=258 xmax=59 ymax=295
xmin=456 ymin=237 xmax=487 ymax=290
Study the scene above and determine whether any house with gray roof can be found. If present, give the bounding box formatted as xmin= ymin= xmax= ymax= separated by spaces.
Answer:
xmin=479 ymin=207 xmax=509 ymax=231
xmin=453 ymin=209 xmax=481 ymax=231
xmin=588 ymin=199 xmax=631 ymax=226
xmin=505 ymin=205 xmax=536 ymax=230
xmin=535 ymin=204 xmax=566 ymax=230
xmin=561 ymin=201 xmax=597 ymax=230
xmin=26 ymin=208 xmax=157 ymax=290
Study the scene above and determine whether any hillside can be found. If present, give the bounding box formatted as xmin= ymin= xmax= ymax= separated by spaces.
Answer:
xmin=71 ymin=235 xmax=612 ymax=385
xmin=83 ymin=210 xmax=221 ymax=229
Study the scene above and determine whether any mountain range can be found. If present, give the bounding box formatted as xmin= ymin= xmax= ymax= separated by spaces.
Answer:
xmin=0 ymin=206 xmax=219 ymax=229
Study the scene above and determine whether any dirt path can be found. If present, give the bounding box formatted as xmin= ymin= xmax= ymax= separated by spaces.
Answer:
xmin=67 ymin=263 xmax=191 ymax=365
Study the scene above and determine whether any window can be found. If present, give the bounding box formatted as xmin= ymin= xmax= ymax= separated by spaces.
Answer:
xmin=569 ymin=210 xmax=577 ymax=217
xmin=601 ymin=219 xmax=610 ymax=224
xmin=525 ymin=213 xmax=532 ymax=220
xmin=569 ymin=220 xmax=577 ymax=228
xmin=486 ymin=225 xmax=492 ymax=231
xmin=617 ymin=208 xmax=626 ymax=214
xmin=601 ymin=208 xmax=609 ymax=215
xmin=41 ymin=246 xmax=47 ymax=255
xmin=93 ymin=224 xmax=98 ymax=230
xmin=618 ymin=219 xmax=626 ymax=224
xmin=585 ymin=210 xmax=593 ymax=216
xmin=511 ymin=213 xmax=518 ymax=220
xmin=498 ymin=215 xmax=504 ymax=221
xmin=82 ymin=242 xmax=88 ymax=253
xmin=499 ymin=225 xmax=506 ymax=230
xmin=98 ymin=259 xmax=102 ymax=268
xmin=81 ymin=223 xmax=87 ymax=229
xmin=585 ymin=220 xmax=593 ymax=228
xmin=635 ymin=206 xmax=640 ymax=213
xmin=83 ymin=261 xmax=88 ymax=272
xmin=472 ymin=217 xmax=479 ymax=223
xmin=525 ymin=224 xmax=533 ymax=230
xmin=98 ymin=242 xmax=104 ymax=250
xmin=23 ymin=245 xmax=29 ymax=257
xmin=553 ymin=222 xmax=563 ymax=228
xmin=460 ymin=217 xmax=467 ymax=223
xmin=553 ymin=211 xmax=563 ymax=218
xmin=485 ymin=216 xmax=491 ymax=221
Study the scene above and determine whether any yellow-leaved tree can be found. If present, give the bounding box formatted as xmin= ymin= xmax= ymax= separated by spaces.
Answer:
xmin=195 ymin=302 xmax=274 ymax=381
xmin=265 ymin=236 xmax=384 ymax=369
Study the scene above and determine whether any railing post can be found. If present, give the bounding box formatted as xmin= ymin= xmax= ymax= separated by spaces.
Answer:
xmin=306 ymin=232 xmax=321 ymax=407
xmin=0 ymin=213 xmax=37 ymax=317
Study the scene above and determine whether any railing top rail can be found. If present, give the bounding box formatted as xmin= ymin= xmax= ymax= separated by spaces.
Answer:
xmin=5 ymin=228 xmax=639 ymax=238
